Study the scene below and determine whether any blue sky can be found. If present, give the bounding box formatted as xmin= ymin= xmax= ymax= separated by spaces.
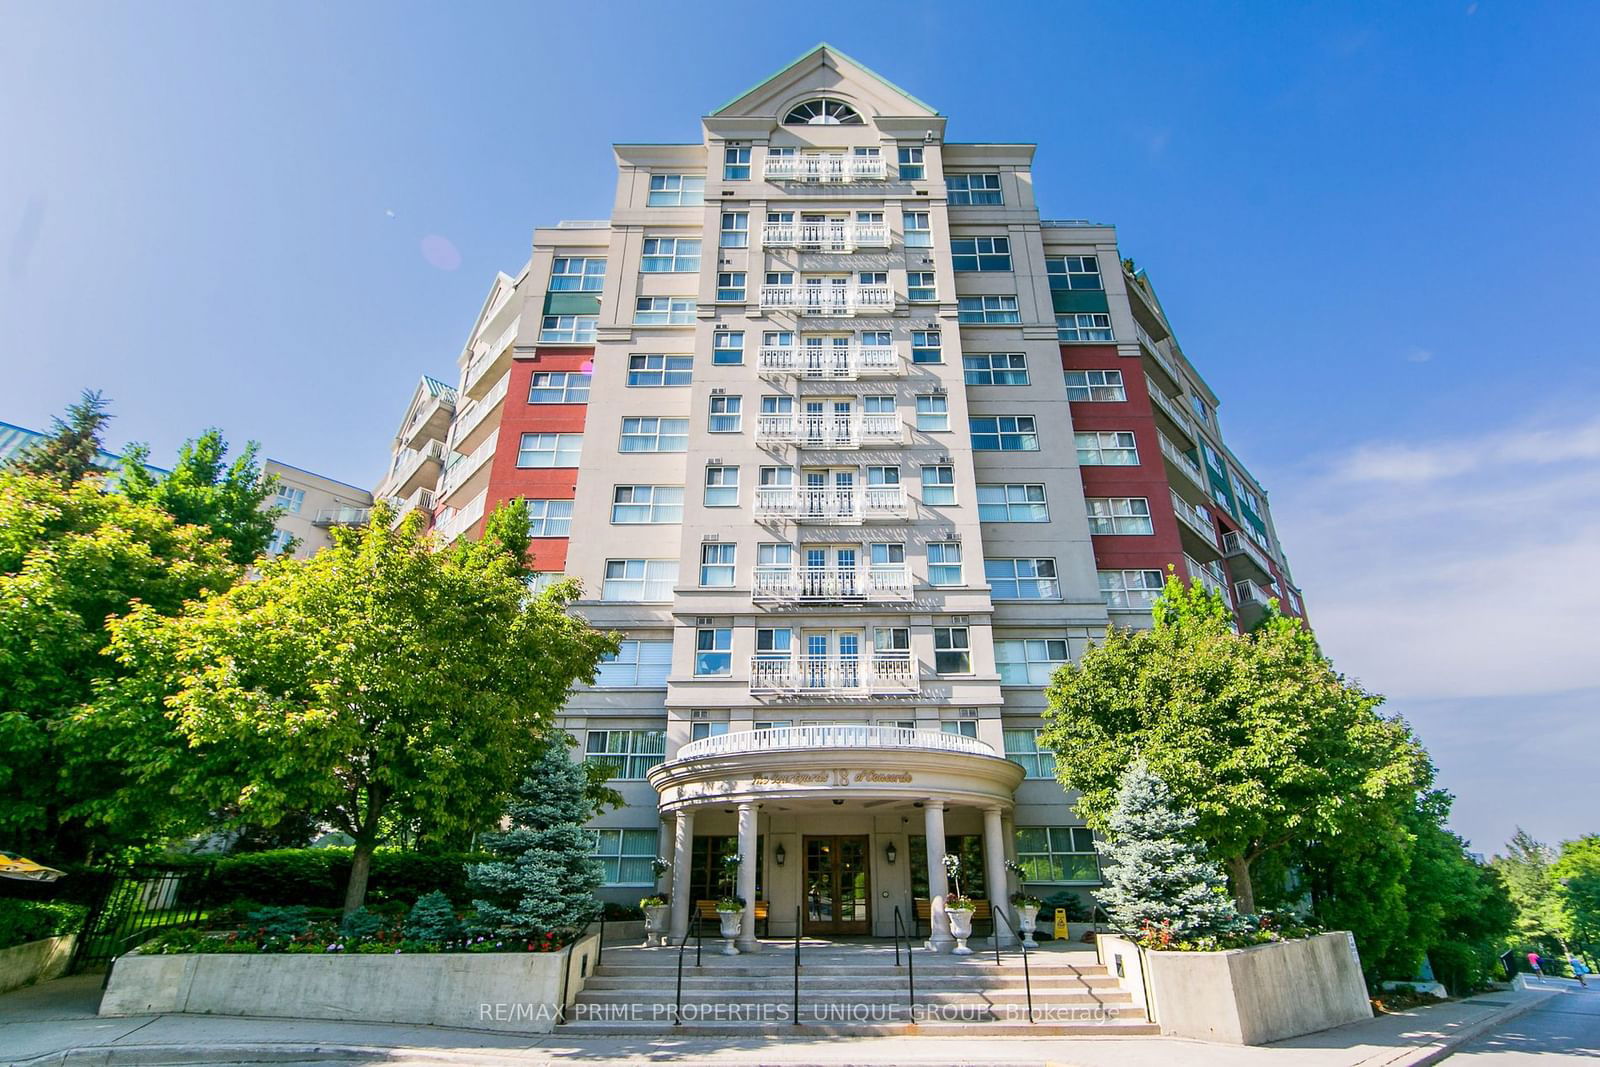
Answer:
xmin=3 ymin=2 xmax=1597 ymax=855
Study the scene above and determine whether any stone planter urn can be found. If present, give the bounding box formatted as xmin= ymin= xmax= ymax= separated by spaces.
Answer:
xmin=1017 ymin=905 xmax=1040 ymax=948
xmin=946 ymin=908 xmax=975 ymax=955
xmin=642 ymin=904 xmax=670 ymax=947
xmin=716 ymin=909 xmax=743 ymax=955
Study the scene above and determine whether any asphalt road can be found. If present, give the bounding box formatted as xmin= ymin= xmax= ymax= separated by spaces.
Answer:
xmin=1447 ymin=980 xmax=1599 ymax=1061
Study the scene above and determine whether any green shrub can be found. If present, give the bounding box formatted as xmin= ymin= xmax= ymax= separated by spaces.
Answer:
xmin=0 ymin=899 xmax=89 ymax=950
xmin=244 ymin=905 xmax=310 ymax=939
xmin=404 ymin=892 xmax=460 ymax=942
xmin=200 ymin=848 xmax=489 ymax=909
xmin=338 ymin=907 xmax=383 ymax=941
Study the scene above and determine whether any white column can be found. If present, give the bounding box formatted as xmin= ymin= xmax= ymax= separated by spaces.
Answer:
xmin=984 ymin=806 xmax=1015 ymax=946
xmin=656 ymin=815 xmax=673 ymax=895
xmin=668 ymin=808 xmax=695 ymax=941
xmin=736 ymin=801 xmax=758 ymax=951
xmin=923 ymin=800 xmax=953 ymax=952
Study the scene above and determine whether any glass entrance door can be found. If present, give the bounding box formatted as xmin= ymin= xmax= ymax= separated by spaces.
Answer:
xmin=803 ymin=835 xmax=870 ymax=935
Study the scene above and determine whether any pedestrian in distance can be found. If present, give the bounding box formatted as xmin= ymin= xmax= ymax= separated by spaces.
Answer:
xmin=1570 ymin=954 xmax=1590 ymax=988
xmin=1528 ymin=951 xmax=1543 ymax=979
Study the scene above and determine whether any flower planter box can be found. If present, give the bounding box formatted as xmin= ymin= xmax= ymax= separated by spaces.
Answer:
xmin=1098 ymin=931 xmax=1371 ymax=1045
xmin=100 ymin=932 xmax=601 ymax=1034
xmin=0 ymin=934 xmax=77 ymax=994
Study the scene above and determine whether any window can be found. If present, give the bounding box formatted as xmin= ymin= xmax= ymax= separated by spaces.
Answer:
xmin=640 ymin=237 xmax=700 ymax=272
xmin=1076 ymin=431 xmax=1139 ymax=465
xmin=915 ymin=394 xmax=949 ymax=431
xmin=858 ymin=270 xmax=888 ymax=286
xmin=716 ymin=272 xmax=746 ymax=301
xmin=602 ymin=559 xmax=678 ymax=601
xmin=783 ymin=98 xmax=862 ymax=125
xmin=595 ymin=639 xmax=672 ymax=687
xmin=592 ymin=828 xmax=659 ymax=886
xmin=528 ymin=571 xmax=564 ymax=594
xmin=704 ymin=466 xmax=739 ymax=507
xmin=963 ymin=353 xmax=1028 ymax=385
xmin=708 ymin=395 xmax=742 ymax=432
xmin=690 ymin=721 xmax=730 ymax=742
xmin=921 ymin=465 xmax=955 ymax=505
xmin=907 ymin=272 xmax=936 ymax=302
xmin=712 ymin=330 xmax=744 ymax=365
xmin=903 ymin=211 xmax=932 ymax=247
xmin=1192 ymin=394 xmax=1212 ymax=425
xmin=970 ymin=415 xmax=1039 ymax=451
xmin=526 ymin=498 xmax=574 ymax=537
xmin=996 ymin=640 xmax=1069 ymax=687
xmin=863 ymin=394 xmax=895 ymax=417
xmin=611 ymin=486 xmax=683 ymax=524
xmin=265 ymin=528 xmax=293 ymax=554
xmin=759 ymin=395 xmax=793 ymax=416
xmin=859 ymin=329 xmax=890 ymax=351
xmin=1232 ymin=474 xmax=1262 ymax=515
xmin=928 ymin=542 xmax=963 ymax=586
xmin=765 ymin=270 xmax=793 ymax=286
xmin=274 ymin=486 xmax=305 ymax=514
xmin=1065 ymin=369 xmax=1125 ymax=402
xmin=942 ymin=719 xmax=979 ymax=739
xmin=549 ymin=257 xmax=606 ymax=291
xmin=762 ymin=330 xmax=793 ymax=353
xmin=951 ymin=236 xmax=1012 ymax=271
xmin=646 ymin=174 xmax=704 ymax=206
xmin=958 ymin=296 xmax=1021 ymax=323
xmin=1202 ymin=440 xmax=1226 ymax=475
xmin=756 ymin=626 xmax=792 ymax=659
xmin=911 ymin=330 xmax=942 ymax=364
xmin=700 ymin=543 xmax=736 ymax=586
xmin=897 ymin=146 xmax=924 ymax=179
xmin=1086 ymin=497 xmax=1153 ymax=535
xmin=539 ymin=315 xmax=598 ymax=343
xmin=719 ymin=212 xmax=748 ymax=248
xmin=875 ymin=626 xmax=910 ymax=653
xmin=634 ymin=297 xmax=695 ymax=324
xmin=871 ymin=542 xmax=905 ymax=567
xmin=934 ymin=626 xmax=972 ymax=673
xmin=1015 ymin=827 xmax=1099 ymax=882
xmin=619 ymin=417 xmax=688 ymax=453
xmin=1045 ymin=255 xmax=1103 ymax=291
xmin=695 ymin=628 xmax=733 ymax=675
xmin=627 ymin=354 xmax=692 ymax=387
xmin=1056 ymin=313 xmax=1114 ymax=341
xmin=759 ymin=466 xmax=794 ymax=488
xmin=1004 ymin=728 xmax=1059 ymax=778
xmin=723 ymin=146 xmax=750 ymax=181
xmin=986 ymin=558 xmax=1060 ymax=599
xmin=977 ymin=484 xmax=1048 ymax=522
xmin=516 ymin=432 xmax=583 ymax=467
xmin=528 ymin=371 xmax=591 ymax=403
xmin=947 ymin=173 xmax=1003 ymax=205
xmin=585 ymin=729 xmax=666 ymax=780
xmin=867 ymin=465 xmax=899 ymax=487
xmin=1099 ymin=568 xmax=1165 ymax=608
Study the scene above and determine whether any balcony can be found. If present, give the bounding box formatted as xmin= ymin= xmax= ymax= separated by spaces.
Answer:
xmin=754 ymin=486 xmax=908 ymax=523
xmin=751 ymin=565 xmax=912 ymax=603
xmin=748 ymin=654 xmax=919 ymax=697
xmin=758 ymin=344 xmax=898 ymax=380
xmin=1233 ymin=579 xmax=1275 ymax=626
xmin=1222 ymin=529 xmax=1274 ymax=583
xmin=1184 ymin=553 xmax=1231 ymax=603
xmin=451 ymin=372 xmax=508 ymax=454
xmin=1145 ymin=374 xmax=1196 ymax=444
xmin=399 ymin=390 xmax=455 ymax=450
xmin=437 ymin=430 xmax=497 ymax=501
xmin=384 ymin=439 xmax=446 ymax=499
xmin=463 ymin=320 xmax=520 ymax=400
xmin=677 ymin=724 xmax=992 ymax=762
xmin=312 ymin=505 xmax=371 ymax=527
xmin=755 ymin=414 xmax=902 ymax=449
xmin=1135 ymin=322 xmax=1184 ymax=395
xmin=760 ymin=220 xmax=890 ymax=252
xmin=1159 ymin=432 xmax=1208 ymax=503
xmin=432 ymin=492 xmax=485 ymax=544
xmin=386 ymin=486 xmax=435 ymax=528
xmin=1171 ymin=490 xmax=1222 ymax=561
xmin=759 ymin=285 xmax=894 ymax=317
xmin=763 ymin=155 xmax=888 ymax=183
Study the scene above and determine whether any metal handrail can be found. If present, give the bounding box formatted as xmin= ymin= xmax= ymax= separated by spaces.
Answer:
xmin=892 ymin=904 xmax=916 ymax=1022
xmin=791 ymin=905 xmax=802 ymax=1026
xmin=672 ymin=913 xmax=704 ymax=1026
xmin=1092 ymin=904 xmax=1154 ymax=1023
xmin=555 ymin=910 xmax=605 ymax=1024
xmin=991 ymin=904 xmax=1033 ymax=1024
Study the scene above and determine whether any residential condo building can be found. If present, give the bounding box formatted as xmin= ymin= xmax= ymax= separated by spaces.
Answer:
xmin=383 ymin=46 xmax=1305 ymax=950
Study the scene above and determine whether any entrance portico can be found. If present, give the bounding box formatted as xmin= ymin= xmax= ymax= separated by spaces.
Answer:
xmin=647 ymin=725 xmax=1025 ymax=951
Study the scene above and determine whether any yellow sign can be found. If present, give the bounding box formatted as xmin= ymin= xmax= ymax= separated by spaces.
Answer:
xmin=1053 ymin=908 xmax=1069 ymax=940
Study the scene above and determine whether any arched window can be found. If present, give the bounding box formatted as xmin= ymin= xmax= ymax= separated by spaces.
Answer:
xmin=783 ymin=98 xmax=864 ymax=126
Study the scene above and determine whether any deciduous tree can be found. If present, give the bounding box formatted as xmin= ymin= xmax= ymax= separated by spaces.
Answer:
xmin=119 ymin=430 xmax=279 ymax=564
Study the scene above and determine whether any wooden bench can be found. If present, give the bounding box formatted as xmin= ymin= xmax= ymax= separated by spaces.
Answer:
xmin=912 ymin=898 xmax=992 ymax=939
xmin=694 ymin=899 xmax=770 ymax=937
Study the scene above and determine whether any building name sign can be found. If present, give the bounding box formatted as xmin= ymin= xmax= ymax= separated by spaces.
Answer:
xmin=752 ymin=769 xmax=914 ymax=787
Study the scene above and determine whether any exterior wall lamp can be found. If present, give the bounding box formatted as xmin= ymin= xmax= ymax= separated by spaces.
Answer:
xmin=774 ymin=843 xmax=786 ymax=866
xmin=885 ymin=842 xmax=898 ymax=865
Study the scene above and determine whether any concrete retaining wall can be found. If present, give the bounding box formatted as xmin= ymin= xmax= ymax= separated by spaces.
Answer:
xmin=0 ymin=934 xmax=77 ymax=994
xmin=100 ymin=932 xmax=601 ymax=1033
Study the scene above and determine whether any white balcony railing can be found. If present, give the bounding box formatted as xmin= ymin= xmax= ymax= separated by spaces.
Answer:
xmin=760 ymin=285 xmax=893 ymax=316
xmin=763 ymin=155 xmax=888 ymax=182
xmin=1171 ymin=490 xmax=1216 ymax=541
xmin=438 ymin=430 xmax=497 ymax=500
xmin=1184 ymin=553 xmax=1230 ymax=601
xmin=1135 ymin=322 xmax=1183 ymax=387
xmin=760 ymin=220 xmax=891 ymax=252
xmin=1222 ymin=529 xmax=1274 ymax=575
xmin=753 ymin=486 xmax=908 ymax=522
xmin=751 ymin=565 xmax=911 ymax=602
xmin=676 ymin=724 xmax=993 ymax=761
xmin=748 ymin=654 xmax=919 ymax=696
xmin=432 ymin=490 xmax=486 ymax=543
xmin=1145 ymin=375 xmax=1195 ymax=439
xmin=386 ymin=486 xmax=435 ymax=528
xmin=386 ymin=439 xmax=446 ymax=493
xmin=399 ymin=391 xmax=455 ymax=446
xmin=1234 ymin=579 xmax=1273 ymax=609
xmin=451 ymin=371 xmax=509 ymax=450
xmin=755 ymin=414 xmax=902 ymax=449
xmin=758 ymin=345 xmax=898 ymax=379
xmin=312 ymin=505 xmax=371 ymax=527
xmin=1159 ymin=433 xmax=1207 ymax=492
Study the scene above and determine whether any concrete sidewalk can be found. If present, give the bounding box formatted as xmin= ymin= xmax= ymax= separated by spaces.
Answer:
xmin=1 ymin=973 xmax=1566 ymax=1066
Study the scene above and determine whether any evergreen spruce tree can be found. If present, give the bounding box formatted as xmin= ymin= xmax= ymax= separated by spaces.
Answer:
xmin=8 ymin=390 xmax=112 ymax=484
xmin=468 ymin=739 xmax=605 ymax=936
xmin=1095 ymin=760 xmax=1240 ymax=937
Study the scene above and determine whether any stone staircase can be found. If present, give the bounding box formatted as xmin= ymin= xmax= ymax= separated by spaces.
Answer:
xmin=562 ymin=939 xmax=1158 ymax=1035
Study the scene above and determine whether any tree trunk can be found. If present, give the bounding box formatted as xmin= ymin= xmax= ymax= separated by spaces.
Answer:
xmin=343 ymin=837 xmax=376 ymax=916
xmin=1227 ymin=855 xmax=1256 ymax=915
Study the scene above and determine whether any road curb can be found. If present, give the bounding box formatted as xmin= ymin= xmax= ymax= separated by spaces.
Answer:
xmin=1369 ymin=989 xmax=1562 ymax=1067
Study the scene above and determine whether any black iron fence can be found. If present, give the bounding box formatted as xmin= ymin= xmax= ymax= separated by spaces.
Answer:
xmin=68 ymin=864 xmax=215 ymax=972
